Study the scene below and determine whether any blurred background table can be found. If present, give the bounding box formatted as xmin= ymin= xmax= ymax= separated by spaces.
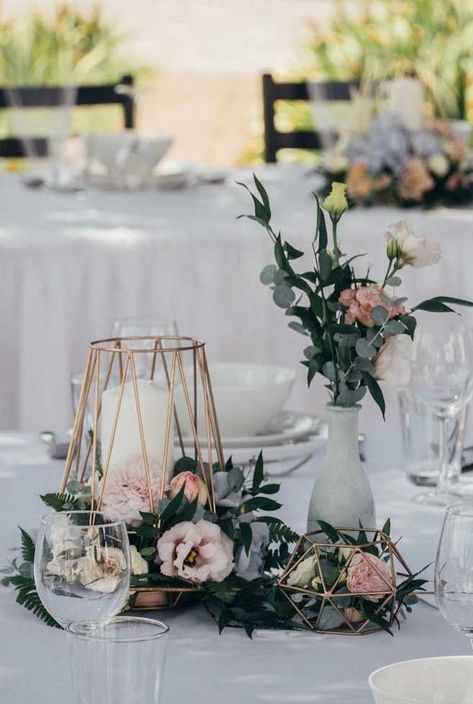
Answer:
xmin=1 ymin=165 xmax=473 ymax=435
xmin=0 ymin=431 xmax=468 ymax=704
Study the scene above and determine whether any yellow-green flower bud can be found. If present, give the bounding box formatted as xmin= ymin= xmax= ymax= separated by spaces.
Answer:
xmin=323 ymin=182 xmax=348 ymax=219
xmin=386 ymin=239 xmax=399 ymax=260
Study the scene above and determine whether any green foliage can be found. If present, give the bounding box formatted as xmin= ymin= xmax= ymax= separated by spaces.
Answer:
xmin=7 ymin=574 xmax=60 ymax=628
xmin=40 ymin=492 xmax=81 ymax=512
xmin=300 ymin=0 xmax=473 ymax=119
xmin=19 ymin=526 xmax=35 ymax=563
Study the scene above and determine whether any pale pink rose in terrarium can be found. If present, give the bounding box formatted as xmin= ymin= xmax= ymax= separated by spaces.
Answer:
xmin=168 ymin=471 xmax=208 ymax=505
xmin=346 ymin=552 xmax=393 ymax=602
xmin=157 ymin=519 xmax=234 ymax=584
xmin=100 ymin=453 xmax=162 ymax=527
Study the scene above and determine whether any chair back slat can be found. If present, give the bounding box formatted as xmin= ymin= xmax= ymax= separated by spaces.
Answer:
xmin=0 ymin=74 xmax=136 ymax=158
xmin=262 ymin=73 xmax=358 ymax=162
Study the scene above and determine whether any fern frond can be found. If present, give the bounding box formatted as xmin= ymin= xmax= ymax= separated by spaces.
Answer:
xmin=40 ymin=492 xmax=80 ymax=512
xmin=19 ymin=527 xmax=35 ymax=563
xmin=9 ymin=575 xmax=60 ymax=628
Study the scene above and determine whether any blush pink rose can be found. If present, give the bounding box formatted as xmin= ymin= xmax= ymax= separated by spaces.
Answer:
xmin=339 ymin=285 xmax=406 ymax=327
xmin=346 ymin=552 xmax=393 ymax=601
xmin=157 ymin=519 xmax=234 ymax=584
xmin=168 ymin=471 xmax=208 ymax=505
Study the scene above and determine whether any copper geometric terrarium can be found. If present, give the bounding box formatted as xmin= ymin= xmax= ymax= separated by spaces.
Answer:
xmin=278 ymin=528 xmax=414 ymax=635
xmin=60 ymin=335 xmax=223 ymax=608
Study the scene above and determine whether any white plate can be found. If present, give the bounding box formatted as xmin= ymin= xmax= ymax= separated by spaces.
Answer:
xmin=177 ymin=411 xmax=321 ymax=449
xmin=222 ymin=431 xmax=327 ymax=467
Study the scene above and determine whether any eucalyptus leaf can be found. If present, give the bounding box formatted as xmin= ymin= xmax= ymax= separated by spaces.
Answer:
xmin=273 ymin=285 xmax=296 ymax=309
xmin=384 ymin=320 xmax=406 ymax=335
xmin=227 ymin=468 xmax=245 ymax=493
xmin=322 ymin=361 xmax=337 ymax=380
xmin=385 ymin=275 xmax=402 ymax=287
xmin=260 ymin=264 xmax=278 ymax=285
xmin=303 ymin=345 xmax=320 ymax=359
xmin=318 ymin=605 xmax=344 ymax=630
xmin=371 ymin=306 xmax=390 ymax=326
xmin=288 ymin=321 xmax=309 ymax=335
xmin=355 ymin=338 xmax=376 ymax=359
xmin=273 ymin=269 xmax=288 ymax=285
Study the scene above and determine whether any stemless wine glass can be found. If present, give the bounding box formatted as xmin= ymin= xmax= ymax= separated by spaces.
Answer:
xmin=34 ymin=511 xmax=130 ymax=628
xmin=68 ymin=617 xmax=169 ymax=704
xmin=435 ymin=502 xmax=473 ymax=648
xmin=409 ymin=321 xmax=473 ymax=506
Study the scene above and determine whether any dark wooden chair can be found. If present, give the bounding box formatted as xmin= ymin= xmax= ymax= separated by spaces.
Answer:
xmin=0 ymin=74 xmax=136 ymax=158
xmin=262 ymin=73 xmax=359 ymax=163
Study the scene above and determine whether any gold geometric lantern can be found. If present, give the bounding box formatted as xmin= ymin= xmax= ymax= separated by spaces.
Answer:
xmin=60 ymin=335 xmax=224 ymax=608
xmin=278 ymin=528 xmax=413 ymax=635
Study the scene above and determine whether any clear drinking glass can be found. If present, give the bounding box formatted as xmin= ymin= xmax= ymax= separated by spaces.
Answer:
xmin=410 ymin=322 xmax=473 ymax=506
xmin=399 ymin=389 xmax=468 ymax=487
xmin=111 ymin=318 xmax=178 ymax=378
xmin=67 ymin=616 xmax=169 ymax=704
xmin=435 ymin=503 xmax=473 ymax=648
xmin=34 ymin=511 xmax=130 ymax=628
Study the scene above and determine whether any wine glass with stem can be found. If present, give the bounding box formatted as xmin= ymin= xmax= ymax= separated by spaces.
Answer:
xmin=409 ymin=320 xmax=473 ymax=506
xmin=435 ymin=502 xmax=473 ymax=648
xmin=34 ymin=511 xmax=130 ymax=628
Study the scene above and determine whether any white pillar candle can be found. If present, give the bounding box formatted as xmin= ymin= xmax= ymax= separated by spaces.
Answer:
xmin=101 ymin=378 xmax=174 ymax=476
xmin=389 ymin=77 xmax=424 ymax=131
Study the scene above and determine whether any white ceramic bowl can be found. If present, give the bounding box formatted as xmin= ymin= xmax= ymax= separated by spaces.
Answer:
xmin=370 ymin=656 xmax=473 ymax=704
xmin=85 ymin=132 xmax=173 ymax=174
xmin=176 ymin=362 xmax=295 ymax=438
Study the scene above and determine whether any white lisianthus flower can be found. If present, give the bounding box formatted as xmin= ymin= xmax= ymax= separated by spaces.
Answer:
xmin=286 ymin=556 xmax=317 ymax=588
xmin=385 ymin=220 xmax=441 ymax=268
xmin=374 ymin=335 xmax=414 ymax=390
xmin=130 ymin=545 xmax=149 ymax=575
xmin=428 ymin=153 xmax=449 ymax=177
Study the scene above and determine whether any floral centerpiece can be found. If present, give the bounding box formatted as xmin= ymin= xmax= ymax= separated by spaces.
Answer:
xmin=320 ymin=112 xmax=473 ymax=208
xmin=240 ymin=176 xmax=472 ymax=530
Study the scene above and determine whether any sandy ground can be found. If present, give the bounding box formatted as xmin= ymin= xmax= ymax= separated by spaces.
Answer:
xmin=2 ymin=0 xmax=343 ymax=164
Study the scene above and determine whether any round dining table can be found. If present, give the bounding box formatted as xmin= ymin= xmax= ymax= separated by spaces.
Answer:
xmin=0 ymin=431 xmax=468 ymax=704
xmin=1 ymin=165 xmax=473 ymax=440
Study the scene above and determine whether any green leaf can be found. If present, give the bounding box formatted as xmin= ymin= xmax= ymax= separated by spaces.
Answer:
xmin=319 ymin=250 xmax=333 ymax=281
xmin=306 ymin=353 xmax=325 ymax=385
xmin=253 ymin=174 xmax=271 ymax=220
xmin=353 ymin=357 xmax=374 ymax=373
xmin=227 ymin=467 xmax=245 ymax=493
xmin=317 ymin=520 xmax=341 ymax=543
xmin=355 ymin=338 xmax=377 ymax=359
xmin=8 ymin=575 xmax=60 ymax=628
xmin=273 ymin=284 xmax=296 ymax=309
xmin=19 ymin=527 xmax=35 ymax=563
xmin=314 ymin=194 xmax=328 ymax=252
xmin=218 ymin=608 xmax=235 ymax=634
xmin=140 ymin=546 xmax=157 ymax=561
xmin=362 ymin=372 xmax=386 ymax=420
xmin=257 ymin=483 xmax=280 ymax=495
xmin=252 ymin=451 xmax=264 ymax=492
xmin=159 ymin=484 xmax=186 ymax=522
xmin=240 ymin=523 xmax=253 ymax=555
xmin=173 ymin=456 xmax=197 ymax=474
xmin=413 ymin=299 xmax=456 ymax=314
xmin=385 ymin=276 xmax=402 ymax=287
xmin=40 ymin=493 xmax=81 ymax=512
xmin=260 ymin=264 xmax=278 ymax=285
xmin=402 ymin=315 xmax=417 ymax=339
xmin=322 ymin=361 xmax=337 ymax=380
xmin=284 ymin=242 xmax=304 ymax=260
xmin=239 ymin=497 xmax=282 ymax=514
xmin=303 ymin=345 xmax=320 ymax=359
xmin=384 ymin=320 xmax=406 ymax=335
xmin=381 ymin=518 xmax=391 ymax=537
xmin=139 ymin=511 xmax=159 ymax=526
xmin=371 ymin=306 xmax=390 ymax=326
xmin=430 ymin=296 xmax=473 ymax=308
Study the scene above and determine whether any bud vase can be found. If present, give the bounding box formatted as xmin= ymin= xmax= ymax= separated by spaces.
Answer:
xmin=307 ymin=404 xmax=376 ymax=533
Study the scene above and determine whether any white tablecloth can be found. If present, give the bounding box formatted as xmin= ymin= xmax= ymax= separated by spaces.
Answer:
xmin=2 ymin=167 xmax=473 ymax=436
xmin=0 ymin=433 xmax=469 ymax=704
